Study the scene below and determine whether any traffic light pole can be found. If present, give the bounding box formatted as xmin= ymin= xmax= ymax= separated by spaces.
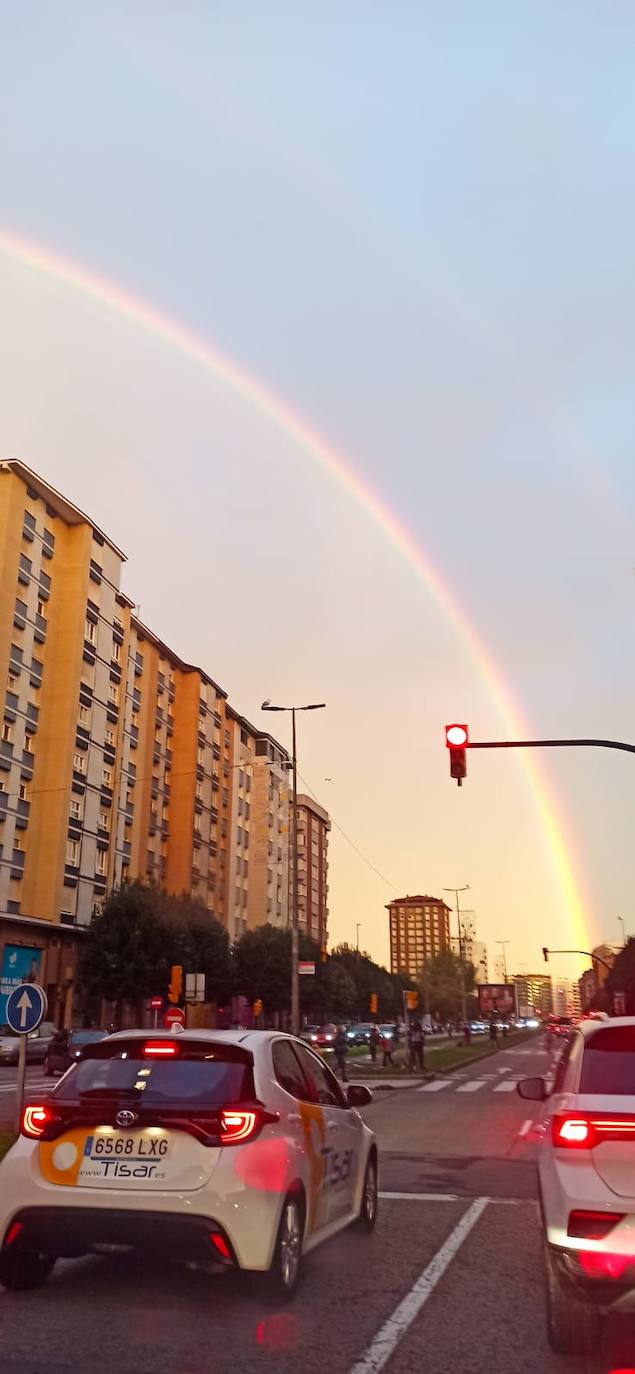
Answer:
xmin=467 ymin=737 xmax=635 ymax=755
xmin=544 ymin=948 xmax=613 ymax=976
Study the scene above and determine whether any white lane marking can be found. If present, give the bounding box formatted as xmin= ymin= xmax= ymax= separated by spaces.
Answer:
xmin=518 ymin=1119 xmax=533 ymax=1137
xmin=418 ymin=1080 xmax=452 ymax=1092
xmin=495 ymin=1067 xmax=511 ymax=1074
xmin=456 ymin=1080 xmax=485 ymax=1093
xmin=379 ymin=1191 xmax=459 ymax=1202
xmin=493 ymin=1080 xmax=517 ymax=1093
xmin=348 ymin=1198 xmax=488 ymax=1374
xmin=0 ymin=1079 xmax=51 ymax=1095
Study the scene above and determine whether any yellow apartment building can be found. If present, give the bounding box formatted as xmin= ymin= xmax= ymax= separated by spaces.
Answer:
xmin=387 ymin=894 xmax=451 ymax=979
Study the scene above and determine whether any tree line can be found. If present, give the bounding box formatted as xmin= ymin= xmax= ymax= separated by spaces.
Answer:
xmin=77 ymin=880 xmax=475 ymax=1025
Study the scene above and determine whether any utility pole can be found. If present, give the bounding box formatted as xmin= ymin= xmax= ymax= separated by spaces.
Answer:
xmin=356 ymin=923 xmax=361 ymax=953
xmin=443 ymin=885 xmax=469 ymax=1022
xmin=262 ymin=699 xmax=326 ymax=1035
xmin=497 ymin=941 xmax=511 ymax=982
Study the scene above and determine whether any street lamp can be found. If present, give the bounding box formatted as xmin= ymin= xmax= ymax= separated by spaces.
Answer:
xmin=618 ymin=916 xmax=627 ymax=947
xmin=497 ymin=940 xmax=510 ymax=982
xmin=442 ymin=884 xmax=470 ymax=1021
xmin=261 ymin=700 xmax=326 ymax=1035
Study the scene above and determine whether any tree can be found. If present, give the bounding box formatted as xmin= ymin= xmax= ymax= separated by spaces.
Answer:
xmin=77 ymin=882 xmax=173 ymax=1023
xmin=234 ymin=925 xmax=293 ymax=1013
xmin=163 ymin=892 xmax=232 ymax=1005
xmin=606 ymin=940 xmax=635 ymax=1013
xmin=418 ymin=950 xmax=476 ymax=1022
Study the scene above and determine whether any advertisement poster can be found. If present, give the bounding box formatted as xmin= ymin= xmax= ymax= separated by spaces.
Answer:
xmin=0 ymin=945 xmax=42 ymax=1023
xmin=477 ymin=983 xmax=517 ymax=1017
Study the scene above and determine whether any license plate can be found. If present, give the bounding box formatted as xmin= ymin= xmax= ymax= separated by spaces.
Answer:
xmin=78 ymin=1129 xmax=170 ymax=1185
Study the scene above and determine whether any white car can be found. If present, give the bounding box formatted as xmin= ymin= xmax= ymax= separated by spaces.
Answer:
xmin=0 ymin=1028 xmax=377 ymax=1298
xmin=518 ymin=1015 xmax=635 ymax=1355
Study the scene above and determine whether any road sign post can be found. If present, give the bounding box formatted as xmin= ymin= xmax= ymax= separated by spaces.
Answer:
xmin=6 ymin=983 xmax=47 ymax=1133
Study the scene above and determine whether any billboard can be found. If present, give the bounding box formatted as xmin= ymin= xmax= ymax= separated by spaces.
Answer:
xmin=0 ymin=945 xmax=42 ymax=1023
xmin=477 ymin=983 xmax=517 ymax=1017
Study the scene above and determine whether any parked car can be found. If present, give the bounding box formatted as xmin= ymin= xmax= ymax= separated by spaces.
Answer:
xmin=346 ymin=1023 xmax=374 ymax=1045
xmin=0 ymin=1022 xmax=57 ymax=1066
xmin=44 ymin=1029 xmax=108 ymax=1076
xmin=518 ymin=1016 xmax=635 ymax=1354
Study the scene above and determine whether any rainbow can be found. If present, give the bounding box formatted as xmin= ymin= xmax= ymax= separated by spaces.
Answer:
xmin=0 ymin=226 xmax=589 ymax=956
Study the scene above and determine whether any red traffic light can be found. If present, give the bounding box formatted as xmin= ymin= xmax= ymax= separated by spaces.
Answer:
xmin=445 ymin=724 xmax=469 ymax=748
xmin=445 ymin=724 xmax=468 ymax=786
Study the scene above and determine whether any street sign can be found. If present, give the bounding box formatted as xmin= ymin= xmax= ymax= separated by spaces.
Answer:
xmin=149 ymin=997 xmax=163 ymax=1010
xmin=298 ymin=962 xmax=315 ymax=976
xmin=164 ymin=1006 xmax=185 ymax=1028
xmin=7 ymin=984 xmax=48 ymax=1134
xmin=6 ymin=982 xmax=47 ymax=1034
xmin=185 ymin=973 xmax=205 ymax=1003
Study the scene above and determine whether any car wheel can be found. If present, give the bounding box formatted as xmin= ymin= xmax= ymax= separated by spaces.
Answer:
xmin=0 ymin=1250 xmax=56 ymax=1291
xmin=545 ymin=1244 xmax=600 ymax=1355
xmin=358 ymin=1153 xmax=378 ymax=1231
xmin=268 ymin=1194 xmax=304 ymax=1300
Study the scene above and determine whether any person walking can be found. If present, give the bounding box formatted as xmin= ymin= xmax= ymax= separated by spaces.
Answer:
xmin=369 ymin=1025 xmax=380 ymax=1064
xmin=380 ymin=1028 xmax=394 ymax=1067
xmin=409 ymin=1016 xmax=425 ymax=1072
xmin=334 ymin=1025 xmax=349 ymax=1082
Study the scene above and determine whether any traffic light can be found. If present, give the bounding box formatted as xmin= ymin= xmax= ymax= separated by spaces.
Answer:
xmin=542 ymin=947 xmax=549 ymax=963
xmin=253 ymin=999 xmax=263 ymax=1017
xmin=406 ymin=990 xmax=419 ymax=1010
xmin=168 ymin=964 xmax=183 ymax=1004
xmin=445 ymin=724 xmax=468 ymax=786
xmin=369 ymin=993 xmax=378 ymax=1014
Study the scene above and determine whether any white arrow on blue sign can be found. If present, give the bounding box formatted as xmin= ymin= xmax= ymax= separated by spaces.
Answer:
xmin=6 ymin=983 xmax=47 ymax=1034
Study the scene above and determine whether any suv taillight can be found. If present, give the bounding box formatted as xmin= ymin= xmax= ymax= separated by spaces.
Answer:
xmin=553 ymin=1112 xmax=635 ymax=1149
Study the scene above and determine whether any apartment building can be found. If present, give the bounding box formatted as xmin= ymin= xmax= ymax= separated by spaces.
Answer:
xmin=387 ymin=894 xmax=451 ymax=979
xmin=290 ymin=794 xmax=330 ymax=950
xmin=512 ymin=973 xmax=553 ymax=1019
xmin=449 ymin=911 xmax=488 ymax=982
xmin=0 ymin=461 xmax=291 ymax=1020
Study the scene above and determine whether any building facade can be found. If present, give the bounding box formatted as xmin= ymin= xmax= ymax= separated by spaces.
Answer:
xmin=511 ymin=973 xmax=554 ymax=1019
xmin=387 ymin=894 xmax=451 ymax=979
xmin=0 ymin=461 xmax=303 ymax=1021
xmin=292 ymin=794 xmax=330 ymax=951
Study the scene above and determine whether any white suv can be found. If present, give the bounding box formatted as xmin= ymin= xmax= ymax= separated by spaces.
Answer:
xmin=0 ymin=1028 xmax=378 ymax=1298
xmin=518 ymin=1016 xmax=635 ymax=1354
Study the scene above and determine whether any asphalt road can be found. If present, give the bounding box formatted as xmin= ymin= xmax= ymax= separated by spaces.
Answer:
xmin=0 ymin=1038 xmax=633 ymax=1374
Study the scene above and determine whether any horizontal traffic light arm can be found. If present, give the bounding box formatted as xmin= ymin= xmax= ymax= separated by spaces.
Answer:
xmin=466 ymin=737 xmax=635 ymax=754
xmin=544 ymin=948 xmax=613 ymax=975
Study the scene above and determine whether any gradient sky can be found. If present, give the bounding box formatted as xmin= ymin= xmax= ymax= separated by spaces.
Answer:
xmin=1 ymin=2 xmax=635 ymax=981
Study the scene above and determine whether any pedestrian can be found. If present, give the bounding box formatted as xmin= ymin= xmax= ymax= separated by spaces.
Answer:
xmin=369 ymin=1025 xmax=380 ymax=1064
xmin=489 ymin=1018 xmax=498 ymax=1042
xmin=380 ymin=1029 xmax=394 ymax=1067
xmin=334 ymin=1024 xmax=349 ymax=1082
xmin=409 ymin=1016 xmax=425 ymax=1072
xmin=463 ymin=1019 xmax=471 ymax=1046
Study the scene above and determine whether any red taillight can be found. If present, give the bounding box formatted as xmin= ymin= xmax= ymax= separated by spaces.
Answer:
xmin=568 ymin=1210 xmax=625 ymax=1239
xmin=3 ymin=1221 xmax=22 ymax=1249
xmin=22 ymin=1105 xmax=53 ymax=1139
xmin=578 ymin=1251 xmax=632 ymax=1280
xmin=143 ymin=1041 xmax=178 ymax=1057
xmin=209 ymin=1231 xmax=232 ymax=1261
xmin=553 ymin=1112 xmax=635 ymax=1149
xmin=220 ymin=1109 xmax=258 ymax=1144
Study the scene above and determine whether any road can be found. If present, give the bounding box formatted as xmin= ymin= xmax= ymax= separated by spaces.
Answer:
xmin=0 ymin=1038 xmax=633 ymax=1373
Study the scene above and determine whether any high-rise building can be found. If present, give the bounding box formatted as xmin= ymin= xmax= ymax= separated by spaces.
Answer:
xmin=512 ymin=973 xmax=553 ymax=1019
xmin=449 ymin=911 xmax=487 ymax=982
xmin=0 ymin=460 xmax=298 ymax=1020
xmin=387 ymin=894 xmax=451 ymax=979
xmin=291 ymin=794 xmax=330 ymax=950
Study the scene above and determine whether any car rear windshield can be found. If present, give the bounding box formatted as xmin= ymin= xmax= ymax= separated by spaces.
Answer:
xmin=579 ymin=1026 xmax=635 ymax=1095
xmin=51 ymin=1039 xmax=254 ymax=1106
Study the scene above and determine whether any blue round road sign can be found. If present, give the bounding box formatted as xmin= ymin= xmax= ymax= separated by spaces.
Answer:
xmin=6 ymin=983 xmax=47 ymax=1035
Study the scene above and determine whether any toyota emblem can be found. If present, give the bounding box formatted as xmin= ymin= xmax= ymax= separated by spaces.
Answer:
xmin=115 ymin=1109 xmax=137 ymax=1129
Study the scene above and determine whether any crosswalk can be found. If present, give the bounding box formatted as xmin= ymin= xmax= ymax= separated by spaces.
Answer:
xmin=0 ymin=1075 xmax=51 ymax=1097
xmin=418 ymin=1074 xmax=525 ymax=1095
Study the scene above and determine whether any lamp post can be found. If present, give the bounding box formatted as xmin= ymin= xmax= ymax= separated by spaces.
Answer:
xmin=261 ymin=700 xmax=326 ymax=1035
xmin=618 ymin=916 xmax=627 ymax=947
xmin=497 ymin=940 xmax=510 ymax=982
xmin=443 ymin=885 xmax=469 ymax=1022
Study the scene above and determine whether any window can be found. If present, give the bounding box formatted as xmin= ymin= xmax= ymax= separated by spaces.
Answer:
xmin=196 ymin=781 xmax=203 ymax=801
xmin=37 ymin=599 xmax=46 ymax=619
xmin=73 ymin=752 xmax=86 ymax=775
xmin=66 ymin=839 xmax=80 ymax=866
xmin=197 ymin=746 xmax=205 ymax=767
xmin=105 ymin=728 xmax=115 ymax=747
xmin=2 ymin=722 xmax=12 ymax=743
xmin=23 ymin=510 xmax=36 ymax=533
xmin=108 ymin=683 xmax=119 ymax=705
xmin=578 ymin=1026 xmax=635 ymax=1095
xmin=18 ymin=783 xmax=28 ymax=801
xmin=102 ymin=767 xmax=113 ymax=788
xmin=96 ymin=848 xmax=108 ymax=876
xmin=7 ymin=674 xmax=16 ymax=690
xmin=70 ymin=798 xmax=82 ymax=821
xmin=272 ymin=1041 xmax=308 ymax=1098
xmin=194 ymin=813 xmax=201 ymax=836
xmin=294 ymin=1044 xmax=346 ymax=1108
xmin=85 ymin=619 xmax=96 ymax=644
xmin=113 ymin=640 xmax=121 ymax=664
xmin=99 ymin=811 xmax=110 ymax=832
xmin=78 ymin=702 xmax=91 ymax=726
xmin=24 ymin=733 xmax=33 ymax=753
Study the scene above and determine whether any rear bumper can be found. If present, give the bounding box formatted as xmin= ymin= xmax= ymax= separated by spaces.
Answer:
xmin=548 ymin=1243 xmax=635 ymax=1310
xmin=4 ymin=1206 xmax=237 ymax=1266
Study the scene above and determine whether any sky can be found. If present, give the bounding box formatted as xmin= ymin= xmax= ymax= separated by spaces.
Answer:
xmin=1 ymin=1 xmax=635 ymax=982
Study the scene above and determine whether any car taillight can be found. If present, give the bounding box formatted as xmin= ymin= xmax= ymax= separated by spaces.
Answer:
xmin=143 ymin=1041 xmax=178 ymax=1057
xmin=22 ymin=1105 xmax=54 ymax=1139
xmin=578 ymin=1251 xmax=632 ymax=1279
xmin=568 ymin=1210 xmax=625 ymax=1239
xmin=218 ymin=1106 xmax=279 ymax=1145
xmin=553 ymin=1112 xmax=635 ymax=1149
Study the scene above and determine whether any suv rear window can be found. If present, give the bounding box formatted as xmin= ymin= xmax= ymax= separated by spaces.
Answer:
xmin=579 ymin=1026 xmax=635 ymax=1095
xmin=52 ymin=1039 xmax=254 ymax=1106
